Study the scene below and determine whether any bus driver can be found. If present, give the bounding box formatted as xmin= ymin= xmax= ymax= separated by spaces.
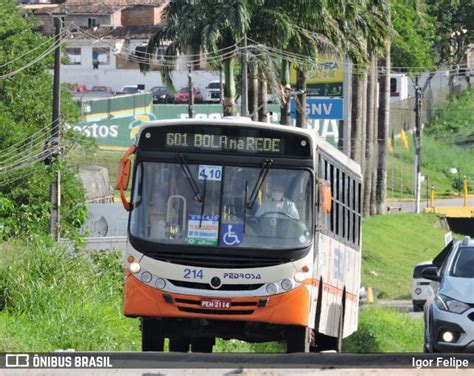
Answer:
xmin=255 ymin=182 xmax=299 ymax=220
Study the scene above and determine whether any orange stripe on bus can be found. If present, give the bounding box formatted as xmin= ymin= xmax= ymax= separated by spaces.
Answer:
xmin=123 ymin=275 xmax=311 ymax=326
xmin=304 ymin=278 xmax=358 ymax=303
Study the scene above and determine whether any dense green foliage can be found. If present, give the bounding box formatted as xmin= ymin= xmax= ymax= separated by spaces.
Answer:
xmin=0 ymin=0 xmax=88 ymax=240
xmin=0 ymin=239 xmax=140 ymax=351
xmin=391 ymin=0 xmax=436 ymax=69
xmin=362 ymin=213 xmax=447 ymax=299
xmin=426 ymin=0 xmax=473 ymax=65
xmin=343 ymin=306 xmax=423 ymax=352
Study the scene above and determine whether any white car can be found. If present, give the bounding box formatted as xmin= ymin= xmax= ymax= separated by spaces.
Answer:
xmin=204 ymin=80 xmax=224 ymax=103
xmin=412 ymin=260 xmax=433 ymax=312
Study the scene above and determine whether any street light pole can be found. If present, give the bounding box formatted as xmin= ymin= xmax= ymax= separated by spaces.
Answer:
xmin=49 ymin=16 xmax=62 ymax=241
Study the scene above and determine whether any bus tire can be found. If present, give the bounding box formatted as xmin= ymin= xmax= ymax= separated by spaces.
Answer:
xmin=141 ymin=318 xmax=164 ymax=351
xmin=169 ymin=337 xmax=190 ymax=352
xmin=286 ymin=325 xmax=311 ymax=353
xmin=191 ymin=337 xmax=215 ymax=353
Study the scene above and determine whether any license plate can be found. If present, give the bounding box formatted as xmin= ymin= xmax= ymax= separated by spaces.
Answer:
xmin=201 ymin=298 xmax=231 ymax=309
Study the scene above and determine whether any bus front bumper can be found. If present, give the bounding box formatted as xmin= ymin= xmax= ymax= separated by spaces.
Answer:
xmin=124 ymin=274 xmax=311 ymax=327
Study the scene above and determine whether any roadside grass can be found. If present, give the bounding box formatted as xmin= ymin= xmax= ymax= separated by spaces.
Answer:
xmin=0 ymin=239 xmax=141 ymax=352
xmin=343 ymin=306 xmax=423 ymax=352
xmin=361 ymin=213 xmax=447 ymax=299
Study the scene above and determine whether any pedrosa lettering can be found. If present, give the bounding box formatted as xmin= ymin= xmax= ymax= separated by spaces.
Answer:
xmin=223 ymin=272 xmax=262 ymax=280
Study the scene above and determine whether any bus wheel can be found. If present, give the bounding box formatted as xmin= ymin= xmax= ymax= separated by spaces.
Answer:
xmin=141 ymin=318 xmax=164 ymax=351
xmin=191 ymin=337 xmax=215 ymax=353
xmin=286 ymin=326 xmax=311 ymax=353
xmin=169 ymin=337 xmax=190 ymax=352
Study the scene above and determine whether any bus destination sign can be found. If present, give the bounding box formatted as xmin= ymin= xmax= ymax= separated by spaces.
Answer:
xmin=139 ymin=124 xmax=312 ymax=158
xmin=165 ymin=132 xmax=282 ymax=154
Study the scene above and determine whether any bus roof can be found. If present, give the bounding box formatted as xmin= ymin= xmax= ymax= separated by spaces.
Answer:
xmin=137 ymin=118 xmax=361 ymax=175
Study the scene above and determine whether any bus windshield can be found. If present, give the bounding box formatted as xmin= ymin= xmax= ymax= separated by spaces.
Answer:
xmin=130 ymin=161 xmax=313 ymax=250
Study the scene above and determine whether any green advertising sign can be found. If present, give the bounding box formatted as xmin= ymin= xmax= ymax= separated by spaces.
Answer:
xmin=71 ymin=95 xmax=340 ymax=151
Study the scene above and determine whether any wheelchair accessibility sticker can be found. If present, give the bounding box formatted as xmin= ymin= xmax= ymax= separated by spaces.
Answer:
xmin=220 ymin=224 xmax=244 ymax=247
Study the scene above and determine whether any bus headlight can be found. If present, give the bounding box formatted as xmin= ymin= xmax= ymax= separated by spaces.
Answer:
xmin=130 ymin=262 xmax=141 ymax=274
xmin=281 ymin=279 xmax=293 ymax=291
xmin=155 ymin=278 xmax=166 ymax=289
xmin=141 ymin=271 xmax=152 ymax=283
xmin=266 ymin=283 xmax=278 ymax=295
xmin=294 ymin=272 xmax=305 ymax=283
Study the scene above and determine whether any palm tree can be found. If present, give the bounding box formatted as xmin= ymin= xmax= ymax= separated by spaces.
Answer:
xmin=142 ymin=0 xmax=250 ymax=116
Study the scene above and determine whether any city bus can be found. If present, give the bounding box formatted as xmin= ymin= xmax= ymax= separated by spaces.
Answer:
xmin=116 ymin=118 xmax=362 ymax=353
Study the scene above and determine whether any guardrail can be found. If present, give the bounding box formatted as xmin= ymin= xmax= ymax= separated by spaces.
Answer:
xmin=429 ymin=176 xmax=471 ymax=208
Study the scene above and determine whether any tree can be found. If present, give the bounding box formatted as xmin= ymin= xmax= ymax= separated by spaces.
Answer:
xmin=143 ymin=0 xmax=250 ymax=116
xmin=0 ymin=1 xmax=86 ymax=240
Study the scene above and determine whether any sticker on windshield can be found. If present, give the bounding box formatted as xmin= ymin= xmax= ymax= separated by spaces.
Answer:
xmin=187 ymin=214 xmax=219 ymax=246
xmin=198 ymin=165 xmax=222 ymax=181
xmin=220 ymin=224 xmax=244 ymax=247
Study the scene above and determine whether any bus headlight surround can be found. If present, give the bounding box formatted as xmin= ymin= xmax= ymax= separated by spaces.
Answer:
xmin=266 ymin=283 xmax=278 ymax=295
xmin=155 ymin=278 xmax=166 ymax=289
xmin=294 ymin=272 xmax=305 ymax=283
xmin=130 ymin=262 xmax=141 ymax=274
xmin=281 ymin=279 xmax=293 ymax=291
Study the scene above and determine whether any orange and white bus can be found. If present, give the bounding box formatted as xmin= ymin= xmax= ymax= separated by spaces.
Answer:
xmin=116 ymin=118 xmax=362 ymax=352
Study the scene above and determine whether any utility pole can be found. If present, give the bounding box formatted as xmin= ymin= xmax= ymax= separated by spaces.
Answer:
xmin=187 ymin=64 xmax=193 ymax=118
xmin=414 ymin=76 xmax=422 ymax=213
xmin=241 ymin=33 xmax=248 ymax=117
xmin=49 ymin=16 xmax=62 ymax=241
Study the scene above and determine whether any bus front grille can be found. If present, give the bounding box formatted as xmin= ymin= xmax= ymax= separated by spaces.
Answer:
xmin=177 ymin=307 xmax=254 ymax=315
xmin=169 ymin=280 xmax=264 ymax=291
xmin=146 ymin=252 xmax=287 ymax=268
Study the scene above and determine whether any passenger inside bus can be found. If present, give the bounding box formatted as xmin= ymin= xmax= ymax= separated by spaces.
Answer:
xmin=255 ymin=182 xmax=300 ymax=220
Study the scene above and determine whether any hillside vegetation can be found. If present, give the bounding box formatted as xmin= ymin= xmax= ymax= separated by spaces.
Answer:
xmin=387 ymin=89 xmax=474 ymax=197
xmin=362 ymin=213 xmax=448 ymax=299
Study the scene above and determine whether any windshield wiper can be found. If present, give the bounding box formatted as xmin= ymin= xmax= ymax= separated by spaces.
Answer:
xmin=177 ymin=154 xmax=203 ymax=203
xmin=246 ymin=159 xmax=273 ymax=210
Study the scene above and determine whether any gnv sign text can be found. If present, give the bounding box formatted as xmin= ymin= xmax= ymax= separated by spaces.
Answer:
xmin=291 ymin=97 xmax=344 ymax=120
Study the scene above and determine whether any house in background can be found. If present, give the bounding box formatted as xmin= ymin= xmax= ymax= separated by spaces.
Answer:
xmin=21 ymin=0 xmax=217 ymax=92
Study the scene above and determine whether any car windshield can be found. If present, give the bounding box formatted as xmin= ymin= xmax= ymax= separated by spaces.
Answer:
xmin=208 ymin=82 xmax=221 ymax=89
xmin=450 ymin=247 xmax=474 ymax=278
xmin=179 ymin=88 xmax=189 ymax=93
xmin=130 ymin=162 xmax=313 ymax=250
xmin=152 ymin=87 xmax=167 ymax=94
xmin=123 ymin=87 xmax=138 ymax=93
xmin=91 ymin=86 xmax=106 ymax=91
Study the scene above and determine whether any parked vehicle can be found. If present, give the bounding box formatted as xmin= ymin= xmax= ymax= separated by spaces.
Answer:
xmin=70 ymin=84 xmax=88 ymax=93
xmin=204 ymin=80 xmax=224 ymax=103
xmin=175 ymin=87 xmax=203 ymax=104
xmin=90 ymin=86 xmax=113 ymax=94
xmin=116 ymin=85 xmax=145 ymax=95
xmin=412 ymin=261 xmax=433 ymax=312
xmin=423 ymin=237 xmax=474 ymax=353
xmin=151 ymin=86 xmax=175 ymax=104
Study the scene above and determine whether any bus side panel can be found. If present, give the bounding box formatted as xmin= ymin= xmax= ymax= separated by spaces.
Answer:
xmin=316 ymin=233 xmax=360 ymax=338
